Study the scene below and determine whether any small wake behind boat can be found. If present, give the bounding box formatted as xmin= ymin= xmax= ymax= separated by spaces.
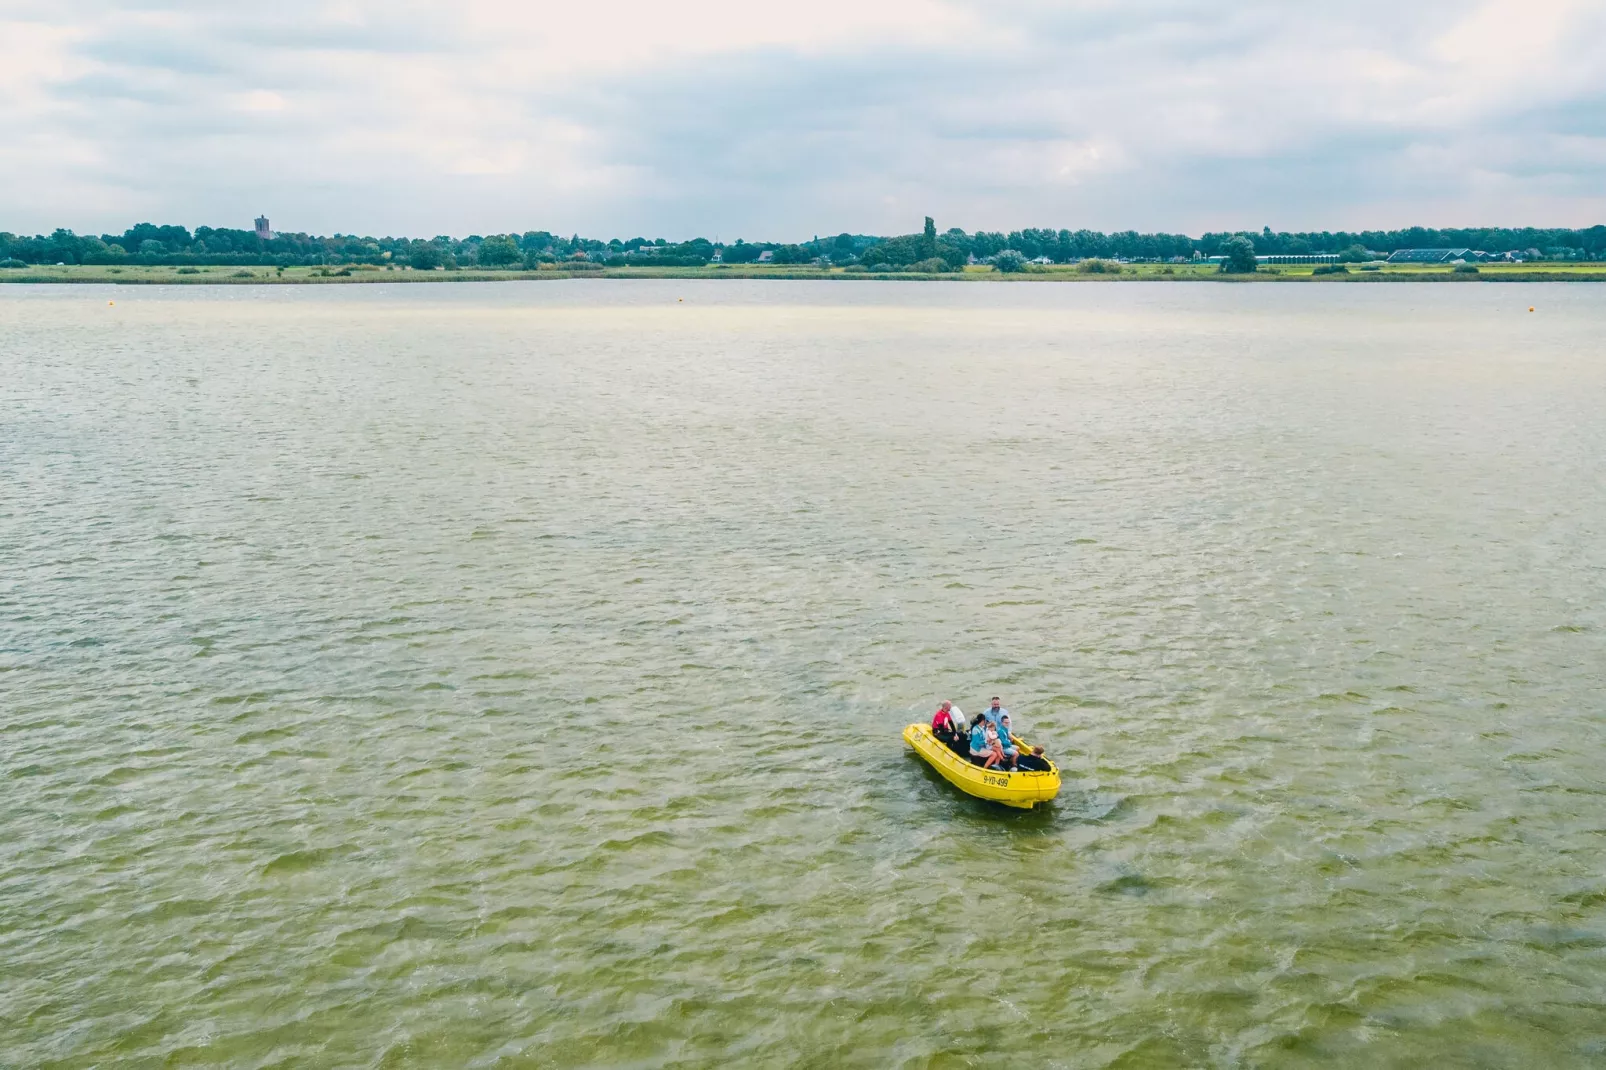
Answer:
xmin=903 ymin=723 xmax=1061 ymax=809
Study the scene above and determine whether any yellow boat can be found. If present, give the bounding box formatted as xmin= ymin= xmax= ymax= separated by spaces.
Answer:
xmin=902 ymin=723 xmax=1061 ymax=809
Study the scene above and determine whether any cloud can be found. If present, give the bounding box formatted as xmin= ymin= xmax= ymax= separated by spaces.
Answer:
xmin=1 ymin=0 xmax=1604 ymax=239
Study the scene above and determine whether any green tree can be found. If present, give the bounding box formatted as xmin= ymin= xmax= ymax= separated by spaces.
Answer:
xmin=409 ymin=244 xmax=443 ymax=270
xmin=477 ymin=235 xmax=522 ymax=267
xmin=859 ymin=229 xmax=968 ymax=269
xmin=1337 ymin=243 xmax=1370 ymax=263
xmin=1220 ymin=235 xmax=1257 ymax=273
xmin=857 ymin=235 xmax=918 ymax=266
xmin=993 ymin=249 xmax=1027 ymax=273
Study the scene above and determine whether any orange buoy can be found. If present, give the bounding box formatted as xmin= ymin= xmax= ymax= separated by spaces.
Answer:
xmin=1529 ymin=306 xmax=1535 ymax=312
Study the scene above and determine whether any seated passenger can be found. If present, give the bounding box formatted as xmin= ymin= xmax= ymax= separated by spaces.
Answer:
xmin=969 ymin=718 xmax=1000 ymax=769
xmin=931 ymin=701 xmax=957 ymax=742
xmin=997 ymin=714 xmax=1020 ymax=770
xmin=944 ymin=705 xmax=972 ymax=756
xmin=983 ymin=719 xmax=1006 ymax=768
xmin=1015 ymin=746 xmax=1051 ymax=772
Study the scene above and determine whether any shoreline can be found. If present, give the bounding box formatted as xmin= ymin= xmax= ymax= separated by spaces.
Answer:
xmin=4 ymin=265 xmax=1604 ymax=285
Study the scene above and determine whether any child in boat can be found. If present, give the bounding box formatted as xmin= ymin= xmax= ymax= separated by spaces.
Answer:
xmin=1016 ymin=745 xmax=1050 ymax=771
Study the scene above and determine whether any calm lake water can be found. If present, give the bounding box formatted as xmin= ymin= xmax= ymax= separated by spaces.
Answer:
xmin=3 ymin=280 xmax=1605 ymax=1067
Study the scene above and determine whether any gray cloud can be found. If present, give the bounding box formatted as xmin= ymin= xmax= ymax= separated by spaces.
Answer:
xmin=2 ymin=0 xmax=1603 ymax=239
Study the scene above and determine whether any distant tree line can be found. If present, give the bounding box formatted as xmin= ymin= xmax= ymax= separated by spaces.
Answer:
xmin=854 ymin=222 xmax=1606 ymax=268
xmin=3 ymin=220 xmax=1604 ymax=269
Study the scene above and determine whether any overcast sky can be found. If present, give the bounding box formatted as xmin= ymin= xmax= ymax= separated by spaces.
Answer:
xmin=5 ymin=0 xmax=1605 ymax=240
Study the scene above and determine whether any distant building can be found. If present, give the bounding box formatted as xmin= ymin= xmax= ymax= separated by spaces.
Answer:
xmin=1257 ymin=253 xmax=1340 ymax=264
xmin=254 ymin=215 xmax=273 ymax=240
xmin=757 ymin=250 xmax=774 ymax=263
xmin=1387 ymin=248 xmax=1470 ymax=264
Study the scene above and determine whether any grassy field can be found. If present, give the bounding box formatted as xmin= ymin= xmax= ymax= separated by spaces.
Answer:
xmin=4 ymin=261 xmax=1604 ymax=285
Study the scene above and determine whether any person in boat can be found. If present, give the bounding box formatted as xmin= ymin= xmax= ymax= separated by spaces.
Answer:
xmin=995 ymin=704 xmax=1052 ymax=771
xmin=997 ymin=713 xmax=1020 ymax=770
xmin=1016 ymin=745 xmax=1051 ymax=772
xmin=986 ymin=700 xmax=1052 ymax=771
xmin=935 ymin=702 xmax=972 ymax=757
xmin=985 ymin=718 xmax=1008 ymax=767
xmin=969 ymin=715 xmax=1002 ymax=769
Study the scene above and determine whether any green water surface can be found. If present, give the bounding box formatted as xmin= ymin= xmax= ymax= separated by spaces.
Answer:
xmin=2 ymin=282 xmax=1604 ymax=1067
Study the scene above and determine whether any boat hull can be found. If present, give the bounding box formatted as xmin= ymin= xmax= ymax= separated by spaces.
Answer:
xmin=902 ymin=723 xmax=1061 ymax=809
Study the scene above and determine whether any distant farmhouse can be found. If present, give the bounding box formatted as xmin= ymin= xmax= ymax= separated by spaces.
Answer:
xmin=1387 ymin=248 xmax=1482 ymax=263
xmin=1257 ymin=253 xmax=1341 ymax=264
